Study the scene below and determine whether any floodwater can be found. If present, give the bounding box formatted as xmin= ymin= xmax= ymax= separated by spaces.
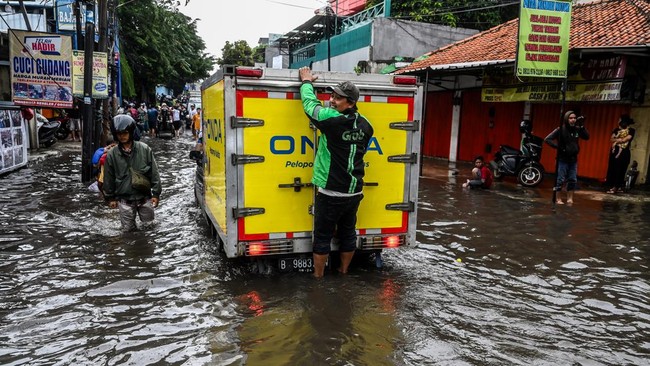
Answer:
xmin=1 ymin=137 xmax=648 ymax=365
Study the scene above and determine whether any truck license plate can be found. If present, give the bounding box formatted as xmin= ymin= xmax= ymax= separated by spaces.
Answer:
xmin=278 ymin=257 xmax=314 ymax=273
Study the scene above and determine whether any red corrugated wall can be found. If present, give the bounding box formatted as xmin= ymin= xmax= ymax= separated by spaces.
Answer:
xmin=422 ymin=91 xmax=453 ymax=158
xmin=458 ymin=90 xmax=525 ymax=162
xmin=531 ymin=103 xmax=632 ymax=181
xmin=329 ymin=0 xmax=367 ymax=15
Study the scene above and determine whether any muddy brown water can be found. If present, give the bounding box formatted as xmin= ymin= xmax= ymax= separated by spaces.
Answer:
xmin=1 ymin=137 xmax=648 ymax=365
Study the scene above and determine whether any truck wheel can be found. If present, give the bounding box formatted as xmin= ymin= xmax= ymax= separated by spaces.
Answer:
xmin=517 ymin=164 xmax=543 ymax=187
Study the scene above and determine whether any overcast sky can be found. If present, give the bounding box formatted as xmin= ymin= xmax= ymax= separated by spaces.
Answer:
xmin=179 ymin=0 xmax=326 ymax=64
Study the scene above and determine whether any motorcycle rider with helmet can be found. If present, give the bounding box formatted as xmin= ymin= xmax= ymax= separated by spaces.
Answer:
xmin=103 ymin=115 xmax=161 ymax=231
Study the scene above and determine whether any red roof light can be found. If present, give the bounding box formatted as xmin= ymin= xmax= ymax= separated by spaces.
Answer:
xmin=393 ymin=76 xmax=417 ymax=85
xmin=236 ymin=68 xmax=263 ymax=78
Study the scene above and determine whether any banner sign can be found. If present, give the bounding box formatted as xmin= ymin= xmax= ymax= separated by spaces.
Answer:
xmin=516 ymin=0 xmax=572 ymax=78
xmin=483 ymin=56 xmax=627 ymax=102
xmin=71 ymin=51 xmax=109 ymax=99
xmin=10 ymin=30 xmax=74 ymax=108
xmin=56 ymin=0 xmax=96 ymax=32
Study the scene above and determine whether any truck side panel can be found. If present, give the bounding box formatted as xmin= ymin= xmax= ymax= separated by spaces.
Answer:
xmin=203 ymin=80 xmax=228 ymax=235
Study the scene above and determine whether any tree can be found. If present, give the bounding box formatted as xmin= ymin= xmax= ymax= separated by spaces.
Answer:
xmin=365 ymin=0 xmax=519 ymax=31
xmin=217 ymin=40 xmax=257 ymax=67
xmin=116 ymin=0 xmax=214 ymax=101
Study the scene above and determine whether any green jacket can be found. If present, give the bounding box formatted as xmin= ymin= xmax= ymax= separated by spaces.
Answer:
xmin=300 ymin=82 xmax=373 ymax=194
xmin=103 ymin=141 xmax=161 ymax=201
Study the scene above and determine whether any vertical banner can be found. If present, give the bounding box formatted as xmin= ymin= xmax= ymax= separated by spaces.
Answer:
xmin=71 ymin=51 xmax=109 ymax=99
xmin=9 ymin=30 xmax=74 ymax=108
xmin=516 ymin=0 xmax=572 ymax=78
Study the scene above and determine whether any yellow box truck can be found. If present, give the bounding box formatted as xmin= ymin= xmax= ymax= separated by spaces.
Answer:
xmin=195 ymin=66 xmax=422 ymax=272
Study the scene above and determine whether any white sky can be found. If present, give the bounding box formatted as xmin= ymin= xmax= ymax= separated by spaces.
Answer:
xmin=179 ymin=0 xmax=327 ymax=64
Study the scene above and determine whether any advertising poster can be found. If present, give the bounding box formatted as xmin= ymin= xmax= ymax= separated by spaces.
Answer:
xmin=56 ymin=0 xmax=96 ymax=33
xmin=483 ymin=55 xmax=627 ymax=102
xmin=71 ymin=51 xmax=109 ymax=99
xmin=0 ymin=108 xmax=28 ymax=175
xmin=10 ymin=30 xmax=74 ymax=108
xmin=516 ymin=0 xmax=572 ymax=78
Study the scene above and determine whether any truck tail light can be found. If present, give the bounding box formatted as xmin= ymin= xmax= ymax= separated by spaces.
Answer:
xmin=236 ymin=67 xmax=263 ymax=78
xmin=248 ymin=242 xmax=265 ymax=256
xmin=385 ymin=235 xmax=400 ymax=248
xmin=359 ymin=235 xmax=405 ymax=250
xmin=393 ymin=76 xmax=417 ymax=85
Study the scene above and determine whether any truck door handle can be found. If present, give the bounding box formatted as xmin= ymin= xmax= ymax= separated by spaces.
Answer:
xmin=278 ymin=177 xmax=313 ymax=192
xmin=363 ymin=182 xmax=379 ymax=186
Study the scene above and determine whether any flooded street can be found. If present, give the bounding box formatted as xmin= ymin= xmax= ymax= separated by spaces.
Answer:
xmin=1 ymin=137 xmax=649 ymax=365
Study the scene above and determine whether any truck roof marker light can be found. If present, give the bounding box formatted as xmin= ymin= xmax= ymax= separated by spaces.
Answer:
xmin=248 ymin=242 xmax=265 ymax=256
xmin=236 ymin=68 xmax=263 ymax=78
xmin=393 ymin=76 xmax=417 ymax=85
xmin=385 ymin=236 xmax=400 ymax=248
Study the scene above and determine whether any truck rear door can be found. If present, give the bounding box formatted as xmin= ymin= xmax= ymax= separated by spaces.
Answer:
xmin=236 ymin=90 xmax=316 ymax=247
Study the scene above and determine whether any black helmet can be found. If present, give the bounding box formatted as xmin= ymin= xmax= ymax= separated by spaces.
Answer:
xmin=112 ymin=114 xmax=136 ymax=142
xmin=519 ymin=119 xmax=532 ymax=134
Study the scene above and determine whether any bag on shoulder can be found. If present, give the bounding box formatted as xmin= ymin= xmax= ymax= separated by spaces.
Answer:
xmin=130 ymin=167 xmax=151 ymax=192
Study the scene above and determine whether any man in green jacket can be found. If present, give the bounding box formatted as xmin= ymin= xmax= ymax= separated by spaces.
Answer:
xmin=299 ymin=67 xmax=374 ymax=278
xmin=104 ymin=115 xmax=162 ymax=231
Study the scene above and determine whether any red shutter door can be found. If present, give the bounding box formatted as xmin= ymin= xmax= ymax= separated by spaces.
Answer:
xmin=422 ymin=91 xmax=453 ymax=158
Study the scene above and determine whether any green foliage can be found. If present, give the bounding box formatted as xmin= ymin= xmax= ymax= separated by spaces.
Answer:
xmin=365 ymin=0 xmax=518 ymax=31
xmin=253 ymin=45 xmax=266 ymax=64
xmin=217 ymin=40 xmax=257 ymax=67
xmin=120 ymin=53 xmax=135 ymax=99
xmin=116 ymin=0 xmax=214 ymax=101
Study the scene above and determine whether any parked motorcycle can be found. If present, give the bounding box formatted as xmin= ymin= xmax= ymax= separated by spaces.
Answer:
xmin=490 ymin=120 xmax=545 ymax=187
xmin=36 ymin=113 xmax=61 ymax=148
xmin=52 ymin=115 xmax=71 ymax=140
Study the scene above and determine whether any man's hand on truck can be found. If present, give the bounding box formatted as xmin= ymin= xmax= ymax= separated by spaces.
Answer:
xmin=299 ymin=67 xmax=318 ymax=83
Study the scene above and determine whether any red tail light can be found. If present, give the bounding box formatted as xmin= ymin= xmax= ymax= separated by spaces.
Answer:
xmin=248 ymin=242 xmax=265 ymax=256
xmin=236 ymin=68 xmax=263 ymax=78
xmin=393 ymin=76 xmax=417 ymax=85
xmin=385 ymin=236 xmax=400 ymax=248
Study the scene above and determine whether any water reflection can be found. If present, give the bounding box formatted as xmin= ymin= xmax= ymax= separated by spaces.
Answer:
xmin=0 ymin=142 xmax=648 ymax=365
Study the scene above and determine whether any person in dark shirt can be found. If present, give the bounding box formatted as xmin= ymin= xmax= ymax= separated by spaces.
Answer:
xmin=545 ymin=111 xmax=589 ymax=205
xmin=299 ymin=67 xmax=374 ymax=278
xmin=605 ymin=114 xmax=635 ymax=193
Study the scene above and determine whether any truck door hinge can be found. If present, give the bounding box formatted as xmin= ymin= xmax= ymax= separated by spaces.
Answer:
xmin=386 ymin=202 xmax=415 ymax=212
xmin=231 ymin=116 xmax=264 ymax=128
xmin=388 ymin=153 xmax=418 ymax=164
xmin=233 ymin=207 xmax=265 ymax=218
xmin=232 ymin=154 xmax=264 ymax=165
xmin=278 ymin=177 xmax=313 ymax=192
xmin=389 ymin=120 xmax=419 ymax=131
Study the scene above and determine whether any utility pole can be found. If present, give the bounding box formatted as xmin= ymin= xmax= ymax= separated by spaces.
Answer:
xmin=74 ymin=0 xmax=83 ymax=49
xmin=97 ymin=0 xmax=109 ymax=146
xmin=81 ymin=0 xmax=96 ymax=183
xmin=17 ymin=0 xmax=31 ymax=31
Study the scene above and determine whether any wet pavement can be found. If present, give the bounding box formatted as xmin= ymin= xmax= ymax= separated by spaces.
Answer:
xmin=1 ymin=136 xmax=648 ymax=365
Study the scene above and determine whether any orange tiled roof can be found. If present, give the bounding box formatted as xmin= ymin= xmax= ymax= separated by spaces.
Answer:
xmin=397 ymin=0 xmax=650 ymax=74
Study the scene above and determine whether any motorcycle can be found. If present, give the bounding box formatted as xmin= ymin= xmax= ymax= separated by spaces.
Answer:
xmin=52 ymin=115 xmax=71 ymax=140
xmin=36 ymin=113 xmax=61 ymax=148
xmin=490 ymin=120 xmax=545 ymax=187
